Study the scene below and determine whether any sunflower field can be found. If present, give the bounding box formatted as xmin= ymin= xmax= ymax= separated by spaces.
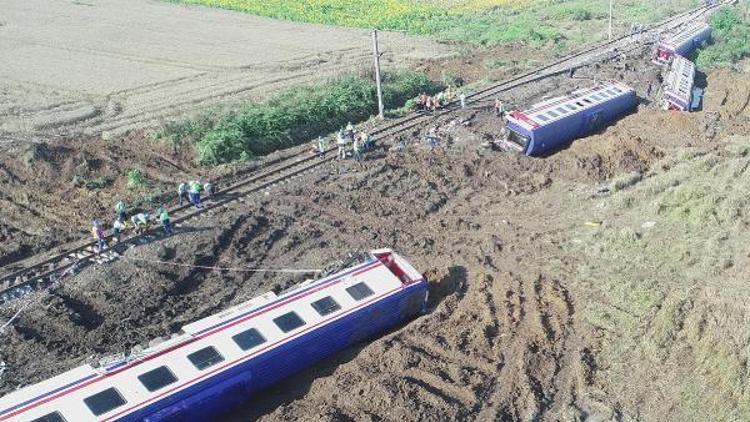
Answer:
xmin=166 ymin=0 xmax=700 ymax=46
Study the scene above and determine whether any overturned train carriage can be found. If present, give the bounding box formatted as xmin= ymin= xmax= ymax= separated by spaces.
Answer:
xmin=502 ymin=82 xmax=637 ymax=156
xmin=0 ymin=249 xmax=428 ymax=422
xmin=662 ymin=55 xmax=696 ymax=111
xmin=654 ymin=23 xmax=712 ymax=65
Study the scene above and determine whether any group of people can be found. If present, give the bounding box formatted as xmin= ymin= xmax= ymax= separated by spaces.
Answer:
xmin=415 ymin=87 xmax=469 ymax=112
xmin=91 ymin=203 xmax=172 ymax=253
xmin=89 ymin=178 xmax=218 ymax=253
xmin=178 ymin=180 xmax=215 ymax=208
xmin=311 ymin=122 xmax=374 ymax=168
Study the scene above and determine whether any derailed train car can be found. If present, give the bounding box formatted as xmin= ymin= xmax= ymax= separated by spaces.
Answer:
xmin=501 ymin=81 xmax=637 ymax=156
xmin=661 ymin=54 xmax=696 ymax=111
xmin=0 ymin=249 xmax=428 ymax=422
xmin=653 ymin=23 xmax=712 ymax=65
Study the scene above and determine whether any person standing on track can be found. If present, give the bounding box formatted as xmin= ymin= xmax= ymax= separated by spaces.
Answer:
xmin=112 ymin=218 xmax=126 ymax=243
xmin=345 ymin=122 xmax=355 ymax=141
xmin=178 ymin=182 xmax=189 ymax=206
xmin=190 ymin=180 xmax=203 ymax=208
xmin=158 ymin=208 xmax=173 ymax=236
xmin=362 ymin=132 xmax=374 ymax=150
xmin=337 ymin=129 xmax=347 ymax=160
xmin=204 ymin=182 xmax=214 ymax=200
xmin=460 ymin=93 xmax=466 ymax=109
xmin=92 ymin=220 xmax=108 ymax=252
xmin=115 ymin=200 xmax=126 ymax=222
xmin=317 ymin=136 xmax=328 ymax=159
xmin=352 ymin=136 xmax=365 ymax=169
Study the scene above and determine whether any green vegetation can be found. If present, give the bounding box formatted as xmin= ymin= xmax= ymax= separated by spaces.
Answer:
xmin=167 ymin=0 xmax=699 ymax=47
xmin=158 ymin=70 xmax=441 ymax=166
xmin=696 ymin=5 xmax=750 ymax=68
xmin=127 ymin=169 xmax=146 ymax=189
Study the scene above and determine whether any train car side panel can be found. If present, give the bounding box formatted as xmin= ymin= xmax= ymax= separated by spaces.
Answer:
xmin=121 ymin=282 xmax=428 ymax=422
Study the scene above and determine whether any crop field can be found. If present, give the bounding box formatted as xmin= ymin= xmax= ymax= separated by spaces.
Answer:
xmin=0 ymin=0 xmax=449 ymax=137
xmin=168 ymin=0 xmax=701 ymax=47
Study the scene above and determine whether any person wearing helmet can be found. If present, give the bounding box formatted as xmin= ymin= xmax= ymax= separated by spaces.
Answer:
xmin=158 ymin=208 xmax=173 ymax=236
xmin=115 ymin=200 xmax=126 ymax=222
xmin=178 ymin=182 xmax=189 ymax=206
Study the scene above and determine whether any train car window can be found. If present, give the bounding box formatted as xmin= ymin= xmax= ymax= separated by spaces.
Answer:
xmin=565 ymin=104 xmax=577 ymax=111
xmin=582 ymin=98 xmax=593 ymax=104
xmin=31 ymin=412 xmax=67 ymax=422
xmin=547 ymin=111 xmax=559 ymax=118
xmin=138 ymin=366 xmax=178 ymax=392
xmin=591 ymin=94 xmax=602 ymax=101
xmin=346 ymin=282 xmax=375 ymax=301
xmin=613 ymin=88 xmax=622 ymax=93
xmin=83 ymin=388 xmax=127 ymax=416
xmin=556 ymin=107 xmax=567 ymax=114
xmin=311 ymin=296 xmax=342 ymax=316
xmin=232 ymin=328 xmax=267 ymax=351
xmin=536 ymin=114 xmax=549 ymax=122
xmin=187 ymin=346 xmax=225 ymax=370
xmin=273 ymin=312 xmax=306 ymax=333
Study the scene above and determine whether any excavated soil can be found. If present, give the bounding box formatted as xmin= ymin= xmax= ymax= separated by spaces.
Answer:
xmin=2 ymin=50 xmax=750 ymax=422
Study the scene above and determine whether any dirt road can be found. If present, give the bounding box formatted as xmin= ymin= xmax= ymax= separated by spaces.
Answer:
xmin=0 ymin=0 xmax=450 ymax=136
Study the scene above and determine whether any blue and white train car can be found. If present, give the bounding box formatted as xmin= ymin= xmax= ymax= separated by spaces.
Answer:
xmin=661 ymin=55 xmax=696 ymax=111
xmin=0 ymin=249 xmax=428 ymax=422
xmin=501 ymin=82 xmax=637 ymax=156
xmin=653 ymin=23 xmax=712 ymax=65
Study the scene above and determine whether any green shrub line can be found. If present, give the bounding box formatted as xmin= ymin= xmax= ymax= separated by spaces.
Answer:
xmin=696 ymin=5 xmax=750 ymax=68
xmin=157 ymin=69 xmax=443 ymax=166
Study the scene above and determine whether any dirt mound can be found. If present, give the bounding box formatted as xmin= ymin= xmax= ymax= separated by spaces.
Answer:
xmin=551 ymin=124 xmax=664 ymax=182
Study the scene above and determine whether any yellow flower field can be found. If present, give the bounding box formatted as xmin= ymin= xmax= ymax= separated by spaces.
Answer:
xmin=166 ymin=0 xmax=700 ymax=46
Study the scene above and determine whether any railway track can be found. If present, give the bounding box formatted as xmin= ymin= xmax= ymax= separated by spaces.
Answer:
xmin=0 ymin=2 xmax=723 ymax=305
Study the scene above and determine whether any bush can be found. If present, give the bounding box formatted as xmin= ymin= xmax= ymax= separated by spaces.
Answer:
xmin=696 ymin=7 xmax=750 ymax=68
xmin=127 ymin=169 xmax=146 ymax=189
xmin=160 ymin=70 xmax=441 ymax=166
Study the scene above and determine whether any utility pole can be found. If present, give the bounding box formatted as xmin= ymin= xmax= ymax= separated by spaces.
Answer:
xmin=608 ymin=0 xmax=613 ymax=40
xmin=372 ymin=29 xmax=385 ymax=120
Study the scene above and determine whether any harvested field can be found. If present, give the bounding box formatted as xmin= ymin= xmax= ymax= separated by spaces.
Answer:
xmin=0 ymin=0 xmax=450 ymax=136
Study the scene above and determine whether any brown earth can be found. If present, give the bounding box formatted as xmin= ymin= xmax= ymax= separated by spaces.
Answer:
xmin=2 ymin=51 xmax=750 ymax=422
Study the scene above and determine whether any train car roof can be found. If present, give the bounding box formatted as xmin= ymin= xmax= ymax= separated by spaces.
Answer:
xmin=0 ymin=248 xmax=424 ymax=421
xmin=663 ymin=55 xmax=695 ymax=99
xmin=661 ymin=22 xmax=711 ymax=50
xmin=506 ymin=81 xmax=635 ymax=131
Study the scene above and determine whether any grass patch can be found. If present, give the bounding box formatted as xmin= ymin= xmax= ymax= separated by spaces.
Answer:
xmin=166 ymin=0 xmax=699 ymax=48
xmin=696 ymin=5 xmax=750 ymax=68
xmin=158 ymin=69 xmax=442 ymax=166
xmin=127 ymin=169 xmax=147 ymax=189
